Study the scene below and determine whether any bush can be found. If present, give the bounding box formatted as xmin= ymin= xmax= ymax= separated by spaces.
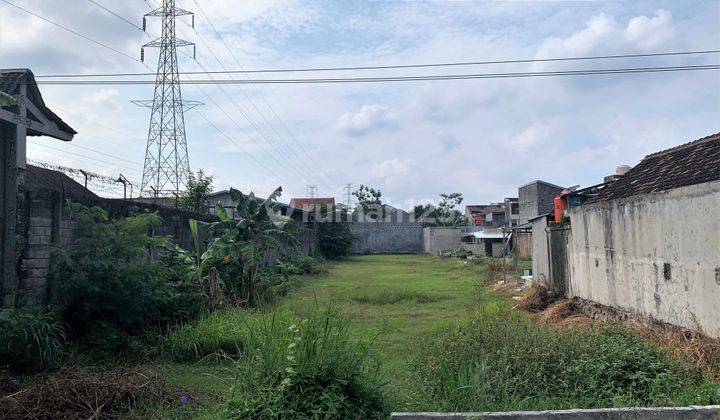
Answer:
xmin=411 ymin=309 xmax=703 ymax=411
xmin=226 ymin=308 xmax=388 ymax=418
xmin=49 ymin=206 xmax=205 ymax=354
xmin=450 ymin=248 xmax=473 ymax=259
xmin=0 ymin=310 xmax=65 ymax=373
xmin=317 ymin=222 xmax=356 ymax=259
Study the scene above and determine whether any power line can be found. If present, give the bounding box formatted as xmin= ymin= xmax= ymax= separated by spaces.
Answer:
xmin=33 ymin=49 xmax=720 ymax=78
xmin=27 ymin=141 xmax=142 ymax=173
xmin=196 ymin=0 xmax=335 ymax=188
xmin=33 ymin=64 xmax=720 ymax=85
xmin=1 ymin=0 xmax=141 ymax=62
xmin=175 ymin=21 xmax=330 ymax=190
xmin=28 ymin=138 xmax=142 ymax=166
xmin=86 ymin=0 xmax=144 ymax=31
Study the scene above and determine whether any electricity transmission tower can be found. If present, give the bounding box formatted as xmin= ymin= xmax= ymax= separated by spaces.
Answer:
xmin=343 ymin=183 xmax=354 ymax=208
xmin=133 ymin=0 xmax=201 ymax=198
xmin=306 ymin=185 xmax=317 ymax=198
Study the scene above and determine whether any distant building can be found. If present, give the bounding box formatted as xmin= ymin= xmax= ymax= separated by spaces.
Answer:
xmin=464 ymin=204 xmax=505 ymax=228
xmin=518 ymin=180 xmax=564 ymax=225
xmin=289 ymin=197 xmax=335 ymax=211
xmin=503 ymin=197 xmax=519 ymax=229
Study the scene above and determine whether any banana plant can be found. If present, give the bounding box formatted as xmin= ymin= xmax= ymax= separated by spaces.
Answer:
xmin=190 ymin=187 xmax=299 ymax=307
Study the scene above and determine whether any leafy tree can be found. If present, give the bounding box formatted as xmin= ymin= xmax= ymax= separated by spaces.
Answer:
xmin=49 ymin=206 xmax=203 ymax=353
xmin=191 ymin=187 xmax=299 ymax=306
xmin=352 ymin=185 xmax=383 ymax=221
xmin=178 ymin=169 xmax=214 ymax=213
xmin=317 ymin=206 xmax=356 ymax=259
xmin=413 ymin=192 xmax=466 ymax=226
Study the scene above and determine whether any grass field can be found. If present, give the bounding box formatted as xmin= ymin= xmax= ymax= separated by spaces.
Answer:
xmin=278 ymin=254 xmax=503 ymax=400
xmin=144 ymin=254 xmax=718 ymax=417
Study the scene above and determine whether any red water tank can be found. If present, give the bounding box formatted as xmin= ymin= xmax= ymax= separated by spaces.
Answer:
xmin=554 ymin=195 xmax=567 ymax=223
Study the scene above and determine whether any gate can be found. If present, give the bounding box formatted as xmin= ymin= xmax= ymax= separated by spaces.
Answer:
xmin=547 ymin=224 xmax=570 ymax=297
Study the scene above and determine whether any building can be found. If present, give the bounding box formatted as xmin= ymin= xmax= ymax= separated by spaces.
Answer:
xmin=560 ymin=133 xmax=720 ymax=337
xmin=518 ymin=180 xmax=564 ymax=225
xmin=1 ymin=69 xmax=77 ymax=315
xmin=208 ymin=190 xmax=318 ymax=255
xmin=503 ymin=197 xmax=520 ymax=229
xmin=289 ymin=197 xmax=335 ymax=212
xmin=464 ymin=204 xmax=505 ymax=228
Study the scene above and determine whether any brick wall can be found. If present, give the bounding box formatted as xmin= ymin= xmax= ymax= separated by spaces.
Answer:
xmin=10 ymin=193 xmax=317 ymax=310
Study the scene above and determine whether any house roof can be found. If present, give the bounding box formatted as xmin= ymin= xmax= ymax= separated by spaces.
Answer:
xmin=465 ymin=230 xmax=505 ymax=239
xmin=0 ymin=69 xmax=76 ymax=140
xmin=465 ymin=204 xmax=504 ymax=214
xmin=587 ymin=132 xmax=720 ymax=203
xmin=25 ymin=165 xmax=99 ymax=201
xmin=289 ymin=197 xmax=335 ymax=207
xmin=208 ymin=189 xmax=306 ymax=212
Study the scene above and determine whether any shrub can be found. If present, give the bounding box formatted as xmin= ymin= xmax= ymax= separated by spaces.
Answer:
xmin=411 ymin=309 xmax=702 ymax=411
xmin=49 ymin=206 xmax=205 ymax=354
xmin=317 ymin=222 xmax=356 ymax=259
xmin=0 ymin=310 xmax=65 ymax=373
xmin=226 ymin=308 xmax=388 ymax=418
xmin=450 ymin=248 xmax=473 ymax=259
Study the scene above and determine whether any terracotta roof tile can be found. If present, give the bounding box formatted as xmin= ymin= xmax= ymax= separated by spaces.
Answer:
xmin=587 ymin=132 xmax=720 ymax=203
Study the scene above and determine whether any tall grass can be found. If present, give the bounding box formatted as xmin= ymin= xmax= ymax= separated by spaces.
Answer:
xmin=0 ymin=310 xmax=65 ymax=373
xmin=227 ymin=307 xmax=387 ymax=418
xmin=162 ymin=309 xmax=248 ymax=363
xmin=410 ymin=308 xmax=714 ymax=412
xmin=162 ymin=307 xmax=389 ymax=418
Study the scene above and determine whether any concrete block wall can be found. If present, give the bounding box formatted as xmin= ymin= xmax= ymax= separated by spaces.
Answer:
xmin=567 ymin=181 xmax=720 ymax=338
xmin=348 ymin=222 xmax=424 ymax=254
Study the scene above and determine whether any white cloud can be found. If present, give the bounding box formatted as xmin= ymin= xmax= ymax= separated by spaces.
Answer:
xmin=624 ymin=10 xmax=674 ymax=50
xmin=338 ymin=105 xmax=398 ymax=137
xmin=536 ymin=9 xmax=675 ymax=60
xmin=371 ymin=158 xmax=413 ymax=189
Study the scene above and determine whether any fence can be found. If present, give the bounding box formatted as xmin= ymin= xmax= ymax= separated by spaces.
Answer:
xmin=348 ymin=222 xmax=424 ymax=254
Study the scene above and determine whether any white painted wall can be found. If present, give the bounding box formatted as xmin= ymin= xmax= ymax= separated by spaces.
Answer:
xmin=567 ymin=181 xmax=720 ymax=337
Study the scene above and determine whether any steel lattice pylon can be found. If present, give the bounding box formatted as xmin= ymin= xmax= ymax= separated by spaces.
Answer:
xmin=134 ymin=0 xmax=201 ymax=198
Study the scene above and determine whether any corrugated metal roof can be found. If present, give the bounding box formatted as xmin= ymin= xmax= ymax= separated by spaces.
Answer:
xmin=587 ymin=132 xmax=720 ymax=203
xmin=25 ymin=165 xmax=99 ymax=201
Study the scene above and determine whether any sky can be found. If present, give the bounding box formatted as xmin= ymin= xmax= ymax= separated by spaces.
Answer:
xmin=1 ymin=0 xmax=719 ymax=210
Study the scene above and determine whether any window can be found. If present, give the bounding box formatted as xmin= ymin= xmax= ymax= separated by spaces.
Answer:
xmin=511 ymin=203 xmax=519 ymax=215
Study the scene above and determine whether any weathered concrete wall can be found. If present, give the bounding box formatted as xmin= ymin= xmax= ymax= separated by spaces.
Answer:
xmin=514 ymin=231 xmax=532 ymax=259
xmin=423 ymin=226 xmax=484 ymax=256
xmin=531 ymin=217 xmax=550 ymax=284
xmin=348 ymin=222 xmax=424 ymax=254
xmin=392 ymin=405 xmax=720 ymax=419
xmin=567 ymin=181 xmax=720 ymax=337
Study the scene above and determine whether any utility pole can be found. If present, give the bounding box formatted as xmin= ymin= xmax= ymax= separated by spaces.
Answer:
xmin=343 ymin=183 xmax=354 ymax=209
xmin=307 ymin=184 xmax=317 ymax=198
xmin=133 ymin=0 xmax=201 ymax=198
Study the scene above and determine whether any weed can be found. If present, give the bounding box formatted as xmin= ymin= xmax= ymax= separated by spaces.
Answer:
xmin=0 ymin=310 xmax=65 ymax=373
xmin=225 ymin=307 xmax=388 ymax=418
xmin=411 ymin=307 xmax=706 ymax=411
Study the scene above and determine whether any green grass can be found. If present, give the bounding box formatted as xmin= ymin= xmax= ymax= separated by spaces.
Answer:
xmin=143 ymin=254 xmax=718 ymax=416
xmin=277 ymin=255 xmax=505 ymax=403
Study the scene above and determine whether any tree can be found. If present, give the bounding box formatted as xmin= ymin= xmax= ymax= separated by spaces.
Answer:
xmin=178 ymin=169 xmax=213 ymax=213
xmin=317 ymin=206 xmax=356 ymax=259
xmin=352 ymin=185 xmax=383 ymax=221
xmin=413 ymin=192 xmax=466 ymax=226
xmin=190 ymin=187 xmax=299 ymax=306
